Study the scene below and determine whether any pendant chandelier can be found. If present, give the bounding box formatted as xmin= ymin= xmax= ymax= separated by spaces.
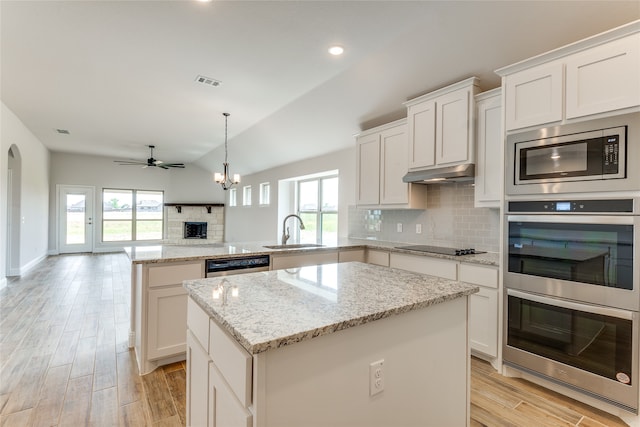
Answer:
xmin=214 ymin=112 xmax=240 ymax=190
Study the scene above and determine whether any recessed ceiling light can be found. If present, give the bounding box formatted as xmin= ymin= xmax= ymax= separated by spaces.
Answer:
xmin=328 ymin=45 xmax=344 ymax=56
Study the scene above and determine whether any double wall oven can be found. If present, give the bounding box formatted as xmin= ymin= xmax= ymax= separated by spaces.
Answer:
xmin=503 ymin=113 xmax=640 ymax=413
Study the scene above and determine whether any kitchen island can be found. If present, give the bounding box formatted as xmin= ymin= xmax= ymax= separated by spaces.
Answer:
xmin=183 ymin=261 xmax=478 ymax=427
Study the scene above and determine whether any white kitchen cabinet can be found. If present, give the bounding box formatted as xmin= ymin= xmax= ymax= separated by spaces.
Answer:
xmin=209 ymin=363 xmax=252 ymax=427
xmin=407 ymin=99 xmax=436 ymax=168
xmin=565 ymin=33 xmax=640 ymax=119
xmin=147 ymin=286 xmax=188 ymax=359
xmin=499 ymin=22 xmax=640 ymax=131
xmin=186 ymin=330 xmax=210 ymax=427
xmin=504 ymin=62 xmax=564 ymax=131
xmin=133 ymin=260 xmax=205 ymax=374
xmin=389 ymin=253 xmax=457 ymax=280
xmin=405 ymin=77 xmax=479 ymax=170
xmin=338 ymin=249 xmax=365 ymax=263
xmin=356 ymin=119 xmax=426 ymax=209
xmin=474 ymin=88 xmax=502 ymax=208
xmin=366 ymin=249 xmax=390 ymax=267
xmin=270 ymin=251 xmax=338 ymax=270
xmin=459 ymin=263 xmax=499 ymax=359
xmin=356 ymin=131 xmax=380 ymax=205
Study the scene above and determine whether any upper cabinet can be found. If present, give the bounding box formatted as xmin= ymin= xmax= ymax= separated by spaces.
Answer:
xmin=498 ymin=22 xmax=640 ymax=132
xmin=565 ymin=34 xmax=640 ymax=119
xmin=356 ymin=119 xmax=426 ymax=209
xmin=474 ymin=88 xmax=502 ymax=208
xmin=404 ymin=77 xmax=480 ymax=170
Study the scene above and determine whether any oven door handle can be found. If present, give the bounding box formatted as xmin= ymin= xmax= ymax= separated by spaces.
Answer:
xmin=507 ymin=289 xmax=634 ymax=321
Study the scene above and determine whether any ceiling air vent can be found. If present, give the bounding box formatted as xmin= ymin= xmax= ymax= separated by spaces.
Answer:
xmin=56 ymin=129 xmax=70 ymax=134
xmin=195 ymin=75 xmax=222 ymax=87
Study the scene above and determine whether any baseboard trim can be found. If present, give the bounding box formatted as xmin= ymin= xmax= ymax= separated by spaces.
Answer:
xmin=20 ymin=254 xmax=48 ymax=276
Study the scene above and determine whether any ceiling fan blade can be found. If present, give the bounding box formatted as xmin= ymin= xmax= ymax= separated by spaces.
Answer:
xmin=158 ymin=164 xmax=169 ymax=170
xmin=163 ymin=163 xmax=185 ymax=168
xmin=114 ymin=160 xmax=148 ymax=165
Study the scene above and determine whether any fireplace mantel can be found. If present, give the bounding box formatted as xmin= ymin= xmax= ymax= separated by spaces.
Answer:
xmin=164 ymin=203 xmax=224 ymax=213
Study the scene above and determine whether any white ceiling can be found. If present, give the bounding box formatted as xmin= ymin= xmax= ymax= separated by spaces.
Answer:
xmin=2 ymin=1 xmax=639 ymax=175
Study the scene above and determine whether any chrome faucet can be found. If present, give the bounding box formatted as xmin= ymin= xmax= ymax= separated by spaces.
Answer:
xmin=281 ymin=214 xmax=305 ymax=245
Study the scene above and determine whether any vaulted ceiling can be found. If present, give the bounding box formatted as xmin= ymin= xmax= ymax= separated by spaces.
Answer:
xmin=2 ymin=1 xmax=638 ymax=175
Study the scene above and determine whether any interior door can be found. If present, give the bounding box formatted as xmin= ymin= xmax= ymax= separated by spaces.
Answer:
xmin=59 ymin=185 xmax=94 ymax=253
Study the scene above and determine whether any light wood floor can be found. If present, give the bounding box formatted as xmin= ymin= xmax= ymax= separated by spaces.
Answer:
xmin=0 ymin=253 xmax=631 ymax=426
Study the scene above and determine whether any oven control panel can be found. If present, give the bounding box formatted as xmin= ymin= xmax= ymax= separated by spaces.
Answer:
xmin=508 ymin=199 xmax=634 ymax=213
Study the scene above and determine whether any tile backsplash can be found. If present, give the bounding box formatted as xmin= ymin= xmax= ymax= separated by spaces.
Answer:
xmin=348 ymin=183 xmax=500 ymax=252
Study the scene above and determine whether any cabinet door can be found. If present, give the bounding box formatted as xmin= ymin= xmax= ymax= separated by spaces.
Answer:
xmin=380 ymin=124 xmax=410 ymax=205
xmin=469 ymin=287 xmax=498 ymax=357
xmin=270 ymin=251 xmax=339 ymax=270
xmin=505 ymin=62 xmax=563 ymax=130
xmin=356 ymin=133 xmax=380 ymax=205
xmin=209 ymin=363 xmax=253 ymax=427
xmin=436 ymin=88 xmax=471 ymax=165
xmin=389 ymin=253 xmax=457 ymax=280
xmin=566 ymin=34 xmax=640 ymax=119
xmin=186 ymin=331 xmax=211 ymax=427
xmin=407 ymin=99 xmax=436 ymax=169
xmin=474 ymin=92 xmax=502 ymax=208
xmin=148 ymin=286 xmax=188 ymax=359
xmin=366 ymin=249 xmax=390 ymax=267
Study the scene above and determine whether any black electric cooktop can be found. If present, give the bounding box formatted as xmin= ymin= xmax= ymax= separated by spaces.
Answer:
xmin=395 ymin=245 xmax=486 ymax=256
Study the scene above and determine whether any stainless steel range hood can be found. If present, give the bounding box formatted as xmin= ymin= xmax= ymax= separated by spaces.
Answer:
xmin=402 ymin=163 xmax=475 ymax=184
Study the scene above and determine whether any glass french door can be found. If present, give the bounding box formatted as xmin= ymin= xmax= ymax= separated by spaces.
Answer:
xmin=59 ymin=185 xmax=94 ymax=253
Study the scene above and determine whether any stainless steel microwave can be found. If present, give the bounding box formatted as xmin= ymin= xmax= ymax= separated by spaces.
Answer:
xmin=506 ymin=112 xmax=640 ymax=195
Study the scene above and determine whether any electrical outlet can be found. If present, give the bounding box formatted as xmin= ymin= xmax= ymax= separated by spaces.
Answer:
xmin=396 ymin=223 xmax=403 ymax=233
xmin=369 ymin=359 xmax=384 ymax=396
xmin=416 ymin=224 xmax=422 ymax=234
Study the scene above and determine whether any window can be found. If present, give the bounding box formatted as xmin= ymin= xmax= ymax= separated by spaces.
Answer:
xmin=102 ymin=189 xmax=163 ymax=241
xmin=229 ymin=188 xmax=237 ymax=207
xmin=259 ymin=182 xmax=270 ymax=205
xmin=298 ymin=175 xmax=338 ymax=245
xmin=243 ymin=185 xmax=252 ymax=206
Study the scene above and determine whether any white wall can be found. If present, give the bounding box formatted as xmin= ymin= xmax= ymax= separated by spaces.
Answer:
xmin=1 ymin=102 xmax=51 ymax=281
xmin=49 ymin=152 xmax=226 ymax=253
xmin=224 ymin=147 xmax=356 ymax=243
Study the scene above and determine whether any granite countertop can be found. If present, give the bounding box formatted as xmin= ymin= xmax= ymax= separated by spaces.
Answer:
xmin=183 ymin=262 xmax=479 ymax=355
xmin=125 ymin=238 xmax=499 ymax=266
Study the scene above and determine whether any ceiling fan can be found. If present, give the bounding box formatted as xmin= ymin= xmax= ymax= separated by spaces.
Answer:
xmin=114 ymin=145 xmax=185 ymax=169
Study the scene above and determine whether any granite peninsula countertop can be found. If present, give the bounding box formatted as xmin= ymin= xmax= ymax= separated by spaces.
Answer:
xmin=125 ymin=238 xmax=499 ymax=266
xmin=183 ymin=261 xmax=479 ymax=355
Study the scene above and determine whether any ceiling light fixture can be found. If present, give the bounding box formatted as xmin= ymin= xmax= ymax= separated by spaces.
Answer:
xmin=328 ymin=45 xmax=344 ymax=56
xmin=214 ymin=113 xmax=240 ymax=191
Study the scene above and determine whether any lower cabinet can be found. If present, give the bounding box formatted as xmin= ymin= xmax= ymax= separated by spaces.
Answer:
xmin=389 ymin=253 xmax=457 ymax=280
xmin=187 ymin=299 xmax=253 ymax=427
xmin=148 ymin=286 xmax=188 ymax=359
xmin=459 ymin=263 xmax=499 ymax=358
xmin=271 ymin=251 xmax=338 ymax=270
xmin=186 ymin=330 xmax=210 ymax=427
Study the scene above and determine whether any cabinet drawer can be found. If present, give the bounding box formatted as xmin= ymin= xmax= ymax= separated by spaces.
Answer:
xmin=458 ymin=264 xmax=498 ymax=289
xmin=389 ymin=253 xmax=457 ymax=280
xmin=338 ymin=249 xmax=365 ymax=263
xmin=209 ymin=320 xmax=252 ymax=408
xmin=366 ymin=249 xmax=390 ymax=267
xmin=148 ymin=262 xmax=203 ymax=287
xmin=187 ymin=298 xmax=210 ymax=350
xmin=271 ymin=251 xmax=338 ymax=270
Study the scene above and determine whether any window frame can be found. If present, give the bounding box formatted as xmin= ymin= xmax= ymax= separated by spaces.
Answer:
xmin=243 ymin=185 xmax=252 ymax=206
xmin=297 ymin=174 xmax=338 ymax=244
xmin=259 ymin=182 xmax=271 ymax=206
xmin=229 ymin=188 xmax=237 ymax=207
xmin=101 ymin=188 xmax=164 ymax=242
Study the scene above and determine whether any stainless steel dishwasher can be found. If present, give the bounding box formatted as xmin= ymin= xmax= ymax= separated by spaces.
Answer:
xmin=205 ymin=254 xmax=270 ymax=277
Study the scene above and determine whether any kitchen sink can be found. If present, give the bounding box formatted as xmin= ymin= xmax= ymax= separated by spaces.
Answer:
xmin=263 ymin=244 xmax=325 ymax=249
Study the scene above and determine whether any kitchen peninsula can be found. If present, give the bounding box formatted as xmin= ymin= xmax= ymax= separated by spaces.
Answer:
xmin=126 ymin=240 xmax=498 ymax=376
xmin=183 ymin=262 xmax=478 ymax=427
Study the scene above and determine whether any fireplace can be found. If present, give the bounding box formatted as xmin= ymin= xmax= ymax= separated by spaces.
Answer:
xmin=184 ymin=222 xmax=207 ymax=239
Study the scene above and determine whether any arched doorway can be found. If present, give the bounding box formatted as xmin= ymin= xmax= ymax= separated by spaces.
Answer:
xmin=6 ymin=145 xmax=21 ymax=276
